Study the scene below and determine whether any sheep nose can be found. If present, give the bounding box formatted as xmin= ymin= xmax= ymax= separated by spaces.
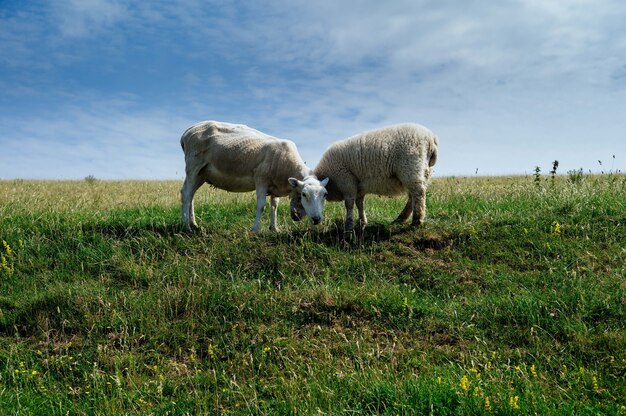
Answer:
xmin=312 ymin=216 xmax=321 ymax=225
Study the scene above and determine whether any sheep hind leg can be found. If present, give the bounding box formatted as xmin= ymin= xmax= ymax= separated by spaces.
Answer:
xmin=344 ymin=197 xmax=356 ymax=233
xmin=252 ymin=185 xmax=268 ymax=233
xmin=181 ymin=174 xmax=204 ymax=231
xmin=410 ymin=184 xmax=427 ymax=227
xmin=393 ymin=197 xmax=412 ymax=224
xmin=356 ymin=194 xmax=367 ymax=227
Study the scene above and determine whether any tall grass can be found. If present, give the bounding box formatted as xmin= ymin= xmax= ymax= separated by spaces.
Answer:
xmin=0 ymin=175 xmax=625 ymax=414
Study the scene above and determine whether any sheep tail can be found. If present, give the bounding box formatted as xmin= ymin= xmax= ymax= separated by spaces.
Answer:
xmin=428 ymin=136 xmax=438 ymax=167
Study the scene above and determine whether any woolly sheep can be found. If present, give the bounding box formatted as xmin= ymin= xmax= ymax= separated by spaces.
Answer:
xmin=180 ymin=121 xmax=329 ymax=233
xmin=307 ymin=123 xmax=438 ymax=232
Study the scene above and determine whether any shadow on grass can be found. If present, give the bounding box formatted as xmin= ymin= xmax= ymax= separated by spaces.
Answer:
xmin=80 ymin=214 xmax=455 ymax=252
xmin=0 ymin=290 xmax=84 ymax=337
xmin=81 ymin=219 xmax=190 ymax=241
xmin=276 ymin=219 xmax=390 ymax=248
xmin=279 ymin=219 xmax=454 ymax=250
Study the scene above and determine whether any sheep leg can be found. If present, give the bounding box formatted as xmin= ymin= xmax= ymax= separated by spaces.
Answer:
xmin=344 ymin=197 xmax=355 ymax=232
xmin=181 ymin=174 xmax=204 ymax=231
xmin=252 ymin=185 xmax=268 ymax=233
xmin=410 ymin=184 xmax=427 ymax=226
xmin=393 ymin=197 xmax=412 ymax=224
xmin=356 ymin=194 xmax=367 ymax=226
xmin=269 ymin=196 xmax=280 ymax=232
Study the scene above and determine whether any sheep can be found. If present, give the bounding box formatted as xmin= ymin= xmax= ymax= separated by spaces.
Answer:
xmin=180 ymin=121 xmax=329 ymax=233
xmin=306 ymin=123 xmax=438 ymax=233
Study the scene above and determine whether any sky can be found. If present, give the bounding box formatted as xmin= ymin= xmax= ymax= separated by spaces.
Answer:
xmin=1 ymin=0 xmax=625 ymax=179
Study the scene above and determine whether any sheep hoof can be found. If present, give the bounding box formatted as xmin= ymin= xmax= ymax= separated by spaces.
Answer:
xmin=411 ymin=219 xmax=424 ymax=227
xmin=183 ymin=223 xmax=200 ymax=234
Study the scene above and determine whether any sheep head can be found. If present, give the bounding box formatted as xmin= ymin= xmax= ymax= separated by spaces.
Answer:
xmin=288 ymin=176 xmax=329 ymax=225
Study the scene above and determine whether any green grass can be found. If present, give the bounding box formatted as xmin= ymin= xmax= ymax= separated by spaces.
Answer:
xmin=1 ymin=175 xmax=625 ymax=415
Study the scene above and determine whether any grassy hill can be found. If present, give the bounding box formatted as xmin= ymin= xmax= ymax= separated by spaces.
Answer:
xmin=0 ymin=175 xmax=624 ymax=415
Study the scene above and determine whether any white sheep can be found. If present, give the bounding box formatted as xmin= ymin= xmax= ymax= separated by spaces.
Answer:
xmin=180 ymin=121 xmax=329 ymax=233
xmin=308 ymin=123 xmax=438 ymax=232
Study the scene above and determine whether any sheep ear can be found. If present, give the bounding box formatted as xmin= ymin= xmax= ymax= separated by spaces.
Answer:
xmin=288 ymin=178 xmax=303 ymax=189
xmin=320 ymin=177 xmax=329 ymax=187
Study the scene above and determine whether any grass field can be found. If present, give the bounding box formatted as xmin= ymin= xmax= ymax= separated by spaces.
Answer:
xmin=0 ymin=174 xmax=625 ymax=415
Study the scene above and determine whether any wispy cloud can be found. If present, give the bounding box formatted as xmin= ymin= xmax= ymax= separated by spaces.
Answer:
xmin=1 ymin=1 xmax=624 ymax=179
xmin=51 ymin=0 xmax=129 ymax=38
xmin=0 ymin=98 xmax=192 ymax=179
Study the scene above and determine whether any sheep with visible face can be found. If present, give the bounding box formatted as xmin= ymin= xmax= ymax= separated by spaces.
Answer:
xmin=301 ymin=123 xmax=438 ymax=232
xmin=180 ymin=121 xmax=328 ymax=233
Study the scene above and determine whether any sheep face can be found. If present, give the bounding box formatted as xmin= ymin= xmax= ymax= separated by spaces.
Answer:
xmin=288 ymin=177 xmax=329 ymax=225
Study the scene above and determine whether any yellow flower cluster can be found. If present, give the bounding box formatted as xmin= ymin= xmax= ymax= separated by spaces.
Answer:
xmin=551 ymin=221 xmax=562 ymax=236
xmin=459 ymin=375 xmax=471 ymax=394
xmin=530 ymin=364 xmax=538 ymax=379
xmin=509 ymin=395 xmax=520 ymax=410
xmin=13 ymin=361 xmax=47 ymax=392
xmin=1 ymin=240 xmax=15 ymax=276
xmin=458 ymin=370 xmax=492 ymax=412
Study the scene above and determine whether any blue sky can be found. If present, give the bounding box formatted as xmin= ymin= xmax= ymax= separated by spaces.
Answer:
xmin=1 ymin=0 xmax=625 ymax=179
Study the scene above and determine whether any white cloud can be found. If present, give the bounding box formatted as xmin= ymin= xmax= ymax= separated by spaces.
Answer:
xmin=1 ymin=1 xmax=625 ymax=179
xmin=51 ymin=0 xmax=129 ymax=38
xmin=225 ymin=1 xmax=626 ymax=171
xmin=0 ymin=100 xmax=192 ymax=179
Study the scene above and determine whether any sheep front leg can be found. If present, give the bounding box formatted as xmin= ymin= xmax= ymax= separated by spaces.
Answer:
xmin=269 ymin=196 xmax=280 ymax=232
xmin=410 ymin=184 xmax=426 ymax=226
xmin=252 ymin=185 xmax=268 ymax=233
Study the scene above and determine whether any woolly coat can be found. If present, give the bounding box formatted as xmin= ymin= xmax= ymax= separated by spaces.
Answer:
xmin=314 ymin=123 xmax=438 ymax=202
xmin=181 ymin=121 xmax=311 ymax=197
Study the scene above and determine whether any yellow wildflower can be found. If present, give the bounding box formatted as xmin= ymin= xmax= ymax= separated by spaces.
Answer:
xmin=509 ymin=395 xmax=520 ymax=410
xmin=484 ymin=396 xmax=492 ymax=411
xmin=460 ymin=375 xmax=471 ymax=393
xmin=1 ymin=255 xmax=14 ymax=275
xmin=2 ymin=240 xmax=12 ymax=256
xmin=592 ymin=376 xmax=599 ymax=392
xmin=530 ymin=364 xmax=538 ymax=379
xmin=208 ymin=343 xmax=216 ymax=359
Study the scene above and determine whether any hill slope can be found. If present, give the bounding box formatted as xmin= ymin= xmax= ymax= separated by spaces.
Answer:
xmin=1 ymin=176 xmax=625 ymax=414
